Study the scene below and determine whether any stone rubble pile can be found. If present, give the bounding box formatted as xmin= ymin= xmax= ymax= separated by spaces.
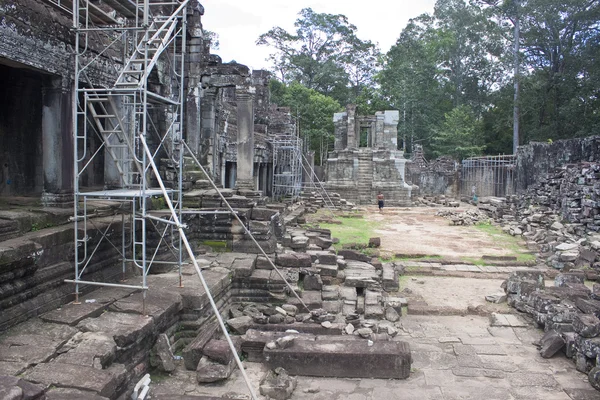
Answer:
xmin=475 ymin=162 xmax=600 ymax=272
xmin=301 ymin=190 xmax=355 ymax=213
xmin=436 ymin=208 xmax=490 ymax=225
xmin=417 ymin=195 xmax=460 ymax=208
xmin=504 ymin=270 xmax=600 ymax=389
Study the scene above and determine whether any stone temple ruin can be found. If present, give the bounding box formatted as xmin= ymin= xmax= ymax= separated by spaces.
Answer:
xmin=324 ymin=105 xmax=412 ymax=206
xmin=1 ymin=0 xmax=600 ymax=399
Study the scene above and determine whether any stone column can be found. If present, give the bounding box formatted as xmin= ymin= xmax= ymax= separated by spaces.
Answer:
xmin=346 ymin=105 xmax=357 ymax=149
xmin=41 ymin=76 xmax=74 ymax=207
xmin=199 ymin=87 xmax=217 ymax=173
xmin=235 ymin=89 xmax=255 ymax=190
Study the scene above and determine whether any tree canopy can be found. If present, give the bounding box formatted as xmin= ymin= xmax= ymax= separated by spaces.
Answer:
xmin=257 ymin=1 xmax=600 ymax=161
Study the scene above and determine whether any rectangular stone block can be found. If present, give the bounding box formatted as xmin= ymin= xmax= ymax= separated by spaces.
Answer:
xmin=264 ymin=339 xmax=411 ymax=379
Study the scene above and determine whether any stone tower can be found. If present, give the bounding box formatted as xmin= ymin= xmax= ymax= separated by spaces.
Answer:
xmin=324 ymin=105 xmax=412 ymax=206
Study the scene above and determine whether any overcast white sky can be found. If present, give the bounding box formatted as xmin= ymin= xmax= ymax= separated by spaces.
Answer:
xmin=200 ymin=0 xmax=436 ymax=71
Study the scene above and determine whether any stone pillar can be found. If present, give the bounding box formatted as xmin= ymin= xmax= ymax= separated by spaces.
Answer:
xmin=41 ymin=76 xmax=74 ymax=207
xmin=333 ymin=112 xmax=347 ymax=151
xmin=383 ymin=110 xmax=400 ymax=150
xmin=199 ymin=87 xmax=217 ymax=173
xmin=235 ymin=89 xmax=255 ymax=190
xmin=346 ymin=105 xmax=357 ymax=149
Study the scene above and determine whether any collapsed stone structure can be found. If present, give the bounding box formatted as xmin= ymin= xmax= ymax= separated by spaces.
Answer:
xmin=324 ymin=105 xmax=412 ymax=206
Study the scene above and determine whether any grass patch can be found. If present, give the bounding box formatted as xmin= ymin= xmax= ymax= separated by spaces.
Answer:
xmin=318 ymin=216 xmax=381 ymax=250
xmin=201 ymin=240 xmax=230 ymax=253
xmin=473 ymin=223 xmax=536 ymax=263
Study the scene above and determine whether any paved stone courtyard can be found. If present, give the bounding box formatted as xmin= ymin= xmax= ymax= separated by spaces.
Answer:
xmin=151 ymin=313 xmax=597 ymax=399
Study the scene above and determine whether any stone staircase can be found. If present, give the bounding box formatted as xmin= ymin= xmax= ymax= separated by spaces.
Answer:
xmin=356 ymin=151 xmax=373 ymax=204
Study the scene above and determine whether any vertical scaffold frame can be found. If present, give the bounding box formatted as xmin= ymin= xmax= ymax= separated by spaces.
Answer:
xmin=69 ymin=0 xmax=188 ymax=307
xmin=270 ymin=134 xmax=303 ymax=201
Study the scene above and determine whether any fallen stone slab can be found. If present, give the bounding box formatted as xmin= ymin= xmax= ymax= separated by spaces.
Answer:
xmin=264 ymin=339 xmax=411 ymax=379
xmin=0 ymin=375 xmax=44 ymax=400
xmin=276 ymin=253 xmax=312 ymax=268
xmin=22 ymin=362 xmax=118 ymax=398
xmin=77 ymin=312 xmax=154 ymax=348
xmin=259 ymin=367 xmax=297 ymax=400
xmin=196 ymin=356 xmax=236 ymax=383
xmin=183 ymin=319 xmax=219 ymax=371
xmin=539 ymin=330 xmax=565 ymax=358
xmin=56 ymin=331 xmax=117 ymax=369
xmin=45 ymin=387 xmax=110 ymax=400
xmin=573 ymin=314 xmax=600 ymax=338
xmin=202 ymin=338 xmax=242 ymax=365
xmin=226 ymin=316 xmax=253 ymax=335
xmin=41 ymin=302 xmax=108 ymax=326
xmin=241 ymin=330 xmax=315 ymax=362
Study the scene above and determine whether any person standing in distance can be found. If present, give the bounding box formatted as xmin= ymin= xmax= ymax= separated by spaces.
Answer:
xmin=377 ymin=192 xmax=384 ymax=213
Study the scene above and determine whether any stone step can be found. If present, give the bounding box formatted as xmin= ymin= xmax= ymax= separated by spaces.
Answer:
xmin=264 ymin=339 xmax=411 ymax=379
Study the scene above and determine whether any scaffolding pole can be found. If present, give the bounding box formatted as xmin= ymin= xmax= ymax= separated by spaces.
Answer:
xmin=270 ymin=135 xmax=303 ymax=202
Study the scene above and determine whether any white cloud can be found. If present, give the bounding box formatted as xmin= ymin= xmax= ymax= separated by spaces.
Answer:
xmin=200 ymin=0 xmax=435 ymax=70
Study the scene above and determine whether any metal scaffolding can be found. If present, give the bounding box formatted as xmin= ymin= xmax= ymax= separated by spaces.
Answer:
xmin=69 ymin=0 xmax=188 ymax=305
xmin=461 ymin=155 xmax=516 ymax=198
xmin=270 ymin=135 xmax=303 ymax=201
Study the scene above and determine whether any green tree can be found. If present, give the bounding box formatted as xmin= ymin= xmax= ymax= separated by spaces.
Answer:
xmin=432 ymin=105 xmax=486 ymax=160
xmin=269 ymin=80 xmax=342 ymax=165
xmin=257 ymin=8 xmax=380 ymax=105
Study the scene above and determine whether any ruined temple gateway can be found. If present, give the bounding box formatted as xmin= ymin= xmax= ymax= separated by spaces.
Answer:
xmin=324 ymin=105 xmax=412 ymax=206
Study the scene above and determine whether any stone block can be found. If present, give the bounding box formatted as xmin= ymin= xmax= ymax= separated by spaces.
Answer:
xmin=226 ymin=316 xmax=253 ymax=334
xmin=337 ymin=250 xmax=371 ymax=263
xmin=196 ymin=356 xmax=236 ymax=383
xmin=22 ymin=362 xmax=118 ymax=398
xmin=364 ymin=305 xmax=384 ymax=319
xmin=318 ymin=253 xmax=338 ymax=265
xmin=303 ymin=275 xmax=323 ymax=291
xmin=300 ymin=291 xmax=323 ymax=310
xmin=317 ymin=264 xmax=338 ymax=277
xmin=573 ymin=314 xmax=600 ymax=338
xmin=264 ymin=339 xmax=411 ymax=379
xmin=576 ymin=298 xmax=600 ymax=317
xmin=182 ymin=319 xmax=219 ymax=370
xmin=259 ymin=368 xmax=297 ymax=400
xmin=276 ymin=253 xmax=312 ymax=268
xmin=539 ymin=330 xmax=565 ymax=358
xmin=314 ymin=236 xmax=333 ymax=249
xmin=202 ymin=338 xmax=242 ymax=365
xmin=382 ymin=264 xmax=398 ymax=291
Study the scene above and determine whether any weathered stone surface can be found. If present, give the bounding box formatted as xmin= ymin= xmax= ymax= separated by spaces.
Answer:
xmin=77 ymin=312 xmax=154 ymax=348
xmin=588 ymin=366 xmax=600 ymax=391
xmin=183 ymin=319 xmax=219 ymax=371
xmin=259 ymin=367 xmax=297 ymax=400
xmin=385 ymin=306 xmax=400 ymax=322
xmin=56 ymin=331 xmax=117 ymax=369
xmin=264 ymin=339 xmax=411 ymax=379
xmin=226 ymin=316 xmax=253 ymax=334
xmin=41 ymin=302 xmax=109 ymax=326
xmin=22 ymin=362 xmax=118 ymax=397
xmin=231 ymin=257 xmax=255 ymax=278
xmin=337 ymin=250 xmax=371 ymax=263
xmin=276 ymin=253 xmax=312 ymax=268
xmin=317 ymin=264 xmax=338 ymax=277
xmin=382 ymin=264 xmax=398 ymax=291
xmin=203 ymin=338 xmax=242 ymax=365
xmin=368 ymin=237 xmax=381 ymax=248
xmin=573 ymin=314 xmax=600 ymax=338
xmin=0 ymin=375 xmax=44 ymax=400
xmin=539 ymin=330 xmax=565 ymax=358
xmin=303 ymin=275 xmax=323 ymax=291
xmin=196 ymin=357 xmax=236 ymax=383
xmin=46 ymin=387 xmax=110 ymax=399
xmin=151 ymin=333 xmax=175 ymax=372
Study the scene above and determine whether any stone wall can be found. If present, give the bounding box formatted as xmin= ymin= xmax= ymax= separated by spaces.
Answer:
xmin=516 ymin=136 xmax=600 ymax=192
xmin=0 ymin=219 xmax=123 ymax=331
